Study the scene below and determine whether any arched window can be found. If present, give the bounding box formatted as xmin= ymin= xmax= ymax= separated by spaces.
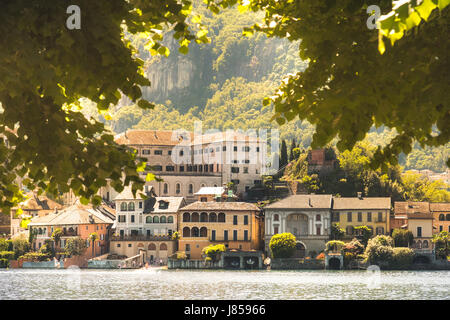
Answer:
xmin=146 ymin=216 xmax=153 ymax=223
xmin=423 ymin=240 xmax=429 ymax=248
xmin=120 ymin=202 xmax=127 ymax=211
xmin=38 ymin=228 xmax=42 ymax=235
xmin=176 ymin=183 xmax=181 ymax=194
xmin=160 ymin=216 xmax=167 ymax=223
xmin=446 ymin=214 xmax=450 ymax=221
xmin=218 ymin=213 xmax=226 ymax=223
xmin=200 ymin=212 xmax=208 ymax=222
xmin=439 ymin=214 xmax=445 ymax=221
xmin=191 ymin=212 xmax=199 ymax=222
xmin=160 ymin=243 xmax=168 ymax=251
xmin=274 ymin=214 xmax=279 ymax=222
xmin=200 ymin=227 xmax=208 ymax=237
xmin=148 ymin=243 xmax=156 ymax=250
xmin=376 ymin=227 xmax=384 ymax=235
xmin=167 ymin=216 xmax=174 ymax=224
xmin=416 ymin=240 xmax=422 ymax=249
xmin=191 ymin=227 xmax=199 ymax=237
xmin=183 ymin=212 xmax=190 ymax=222
xmin=316 ymin=214 xmax=321 ymax=221
xmin=163 ymin=183 xmax=168 ymax=194
xmin=153 ymin=216 xmax=159 ymax=223
xmin=128 ymin=202 xmax=135 ymax=211
xmin=183 ymin=227 xmax=190 ymax=237
xmin=188 ymin=184 xmax=193 ymax=194
xmin=209 ymin=212 xmax=217 ymax=222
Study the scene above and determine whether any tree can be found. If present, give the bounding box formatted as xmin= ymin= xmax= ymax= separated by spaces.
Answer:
xmin=202 ymin=244 xmax=225 ymax=262
xmin=354 ymin=226 xmax=373 ymax=247
xmin=279 ymin=139 xmax=288 ymax=171
xmin=432 ymin=231 xmax=449 ymax=260
xmin=269 ymin=233 xmax=296 ymax=258
xmin=364 ymin=235 xmax=394 ymax=265
xmin=392 ymin=229 xmax=414 ymax=248
xmin=0 ymin=1 xmax=210 ymax=213
xmin=52 ymin=228 xmax=63 ymax=255
xmin=329 ymin=223 xmax=345 ymax=241
xmin=207 ymin=0 xmax=450 ymax=170
xmin=11 ymin=238 xmax=31 ymax=260
xmin=289 ymin=139 xmax=297 ymax=162
xmin=89 ymin=232 xmax=99 ymax=258
xmin=65 ymin=237 xmax=88 ymax=257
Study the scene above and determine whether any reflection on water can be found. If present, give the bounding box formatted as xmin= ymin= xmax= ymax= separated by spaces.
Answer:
xmin=0 ymin=269 xmax=449 ymax=300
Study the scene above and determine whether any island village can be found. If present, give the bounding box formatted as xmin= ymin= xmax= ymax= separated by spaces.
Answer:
xmin=1 ymin=129 xmax=449 ymax=271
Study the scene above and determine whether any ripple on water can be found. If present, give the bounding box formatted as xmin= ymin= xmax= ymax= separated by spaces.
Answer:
xmin=0 ymin=269 xmax=449 ymax=300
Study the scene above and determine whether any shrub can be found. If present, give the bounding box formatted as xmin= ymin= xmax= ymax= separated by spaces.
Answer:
xmin=269 ymin=233 xmax=297 ymax=258
xmin=392 ymin=229 xmax=414 ymax=247
xmin=12 ymin=239 xmax=31 ymax=259
xmin=0 ymin=258 xmax=8 ymax=268
xmin=390 ymin=247 xmax=414 ymax=269
xmin=202 ymin=244 xmax=226 ymax=262
xmin=20 ymin=252 xmax=50 ymax=262
xmin=353 ymin=226 xmax=372 ymax=247
xmin=0 ymin=238 xmax=12 ymax=251
xmin=0 ymin=251 xmax=15 ymax=260
xmin=325 ymin=240 xmax=345 ymax=253
xmin=342 ymin=238 xmax=365 ymax=267
xmin=365 ymin=235 xmax=394 ymax=265
xmin=65 ymin=237 xmax=87 ymax=256
xmin=432 ymin=231 xmax=449 ymax=260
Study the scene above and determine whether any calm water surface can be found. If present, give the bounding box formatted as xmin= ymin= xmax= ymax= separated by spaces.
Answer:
xmin=0 ymin=269 xmax=448 ymax=300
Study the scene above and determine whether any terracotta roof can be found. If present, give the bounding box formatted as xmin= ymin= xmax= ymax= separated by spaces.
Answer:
xmin=180 ymin=201 xmax=260 ymax=212
xmin=115 ymin=130 xmax=193 ymax=146
xmin=28 ymin=203 xmax=115 ymax=226
xmin=394 ymin=201 xmax=432 ymax=219
xmin=429 ymin=203 xmax=450 ymax=212
xmin=265 ymin=194 xmax=333 ymax=209
xmin=332 ymin=197 xmax=391 ymax=210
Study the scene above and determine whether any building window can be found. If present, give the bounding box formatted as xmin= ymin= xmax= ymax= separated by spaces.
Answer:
xmin=358 ymin=212 xmax=362 ymax=222
xmin=233 ymin=146 xmax=238 ymax=152
xmin=120 ymin=202 xmax=127 ymax=211
xmin=146 ymin=216 xmax=152 ymax=224
xmin=160 ymin=216 xmax=167 ymax=223
xmin=231 ymin=167 xmax=239 ymax=173
xmin=163 ymin=183 xmax=168 ymax=194
xmin=154 ymin=165 xmax=162 ymax=171
xmin=244 ymin=230 xmax=248 ymax=241
xmin=331 ymin=212 xmax=339 ymax=222
xmin=233 ymin=215 xmax=238 ymax=225
xmin=417 ymin=227 xmax=422 ymax=237
xmin=316 ymin=214 xmax=321 ymax=222
xmin=274 ymin=214 xmax=279 ymax=222
xmin=316 ymin=226 xmax=321 ymax=235
xmin=367 ymin=212 xmax=372 ymax=222
xmin=142 ymin=149 xmax=150 ymax=155
xmin=378 ymin=212 xmax=383 ymax=222
xmin=274 ymin=226 xmax=279 ymax=234
xmin=128 ymin=244 xmax=132 ymax=248
xmin=211 ymin=230 xmax=216 ymax=241
xmin=128 ymin=202 xmax=135 ymax=211
xmin=347 ymin=212 xmax=352 ymax=222
xmin=166 ymin=166 xmax=175 ymax=172
xmin=131 ymin=215 xmax=135 ymax=223
xmin=117 ymin=244 xmax=121 ymax=248
xmin=218 ymin=213 xmax=226 ymax=223
xmin=223 ymin=146 xmax=226 ymax=151
xmin=224 ymin=230 xmax=228 ymax=241
xmin=180 ymin=166 xmax=184 ymax=172
xmin=233 ymin=230 xmax=238 ymax=241
xmin=346 ymin=226 xmax=353 ymax=235
xmin=139 ymin=202 xmax=142 ymax=209
xmin=168 ymin=150 xmax=172 ymax=155
xmin=188 ymin=184 xmax=193 ymax=194
xmin=154 ymin=150 xmax=162 ymax=155
xmin=185 ymin=244 xmax=190 ymax=252
xmin=440 ymin=225 xmax=443 ymax=232
xmin=153 ymin=216 xmax=159 ymax=223
xmin=176 ymin=183 xmax=181 ymax=194
xmin=244 ymin=215 xmax=248 ymax=225
xmin=167 ymin=216 xmax=174 ymax=224
xmin=243 ymin=167 xmax=248 ymax=174
xmin=118 ymin=215 xmax=126 ymax=223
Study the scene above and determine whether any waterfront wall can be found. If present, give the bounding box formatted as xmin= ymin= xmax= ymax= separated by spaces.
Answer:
xmin=87 ymin=259 xmax=123 ymax=269
xmin=270 ymin=258 xmax=325 ymax=270
xmin=22 ymin=261 xmax=64 ymax=269
xmin=64 ymin=256 xmax=88 ymax=269
xmin=168 ymin=259 xmax=222 ymax=269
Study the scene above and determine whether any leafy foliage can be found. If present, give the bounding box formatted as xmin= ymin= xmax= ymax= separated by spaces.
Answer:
xmin=329 ymin=223 xmax=345 ymax=241
xmin=65 ymin=237 xmax=87 ymax=257
xmin=0 ymin=0 xmax=211 ymax=213
xmin=392 ymin=228 xmax=414 ymax=247
xmin=201 ymin=244 xmax=225 ymax=261
xmin=365 ymin=235 xmax=394 ymax=265
xmin=390 ymin=247 xmax=414 ymax=269
xmin=207 ymin=0 xmax=450 ymax=169
xmin=354 ymin=226 xmax=373 ymax=247
xmin=269 ymin=232 xmax=296 ymax=258
xmin=325 ymin=240 xmax=346 ymax=253
xmin=432 ymin=231 xmax=449 ymax=260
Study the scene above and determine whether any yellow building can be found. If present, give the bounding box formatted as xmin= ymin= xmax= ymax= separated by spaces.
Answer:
xmin=178 ymin=201 xmax=263 ymax=260
xmin=331 ymin=196 xmax=391 ymax=239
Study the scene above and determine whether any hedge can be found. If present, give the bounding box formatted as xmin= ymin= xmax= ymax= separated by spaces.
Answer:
xmin=20 ymin=252 xmax=51 ymax=262
xmin=0 ymin=258 xmax=8 ymax=268
xmin=0 ymin=251 xmax=15 ymax=260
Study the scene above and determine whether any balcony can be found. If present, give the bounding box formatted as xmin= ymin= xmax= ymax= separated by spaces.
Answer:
xmin=111 ymin=235 xmax=172 ymax=241
xmin=209 ymin=237 xmax=250 ymax=242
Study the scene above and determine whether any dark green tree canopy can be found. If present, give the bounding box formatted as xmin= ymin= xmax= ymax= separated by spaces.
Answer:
xmin=0 ymin=1 xmax=208 ymax=212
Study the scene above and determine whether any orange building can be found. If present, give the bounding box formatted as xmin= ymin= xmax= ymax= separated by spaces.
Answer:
xmin=430 ymin=203 xmax=450 ymax=234
xmin=28 ymin=202 xmax=115 ymax=260
xmin=178 ymin=201 xmax=263 ymax=260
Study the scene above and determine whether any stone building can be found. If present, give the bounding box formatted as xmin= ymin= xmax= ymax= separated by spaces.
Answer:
xmin=264 ymin=194 xmax=333 ymax=257
xmin=430 ymin=203 xmax=450 ymax=234
xmin=178 ymin=201 xmax=263 ymax=260
xmin=112 ymin=129 xmax=266 ymax=201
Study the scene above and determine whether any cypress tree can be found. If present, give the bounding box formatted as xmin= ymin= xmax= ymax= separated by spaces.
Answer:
xmin=280 ymin=139 xmax=288 ymax=169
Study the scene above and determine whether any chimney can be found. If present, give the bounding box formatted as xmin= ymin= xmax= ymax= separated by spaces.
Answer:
xmin=357 ymin=192 xmax=363 ymax=199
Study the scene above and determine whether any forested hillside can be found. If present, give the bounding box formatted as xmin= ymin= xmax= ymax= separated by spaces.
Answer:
xmin=84 ymin=1 xmax=448 ymax=173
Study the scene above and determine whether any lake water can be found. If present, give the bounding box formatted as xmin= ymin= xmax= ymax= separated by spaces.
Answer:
xmin=0 ymin=269 xmax=449 ymax=300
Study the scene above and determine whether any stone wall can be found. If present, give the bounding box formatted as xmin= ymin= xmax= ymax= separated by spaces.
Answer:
xmin=168 ymin=259 xmax=222 ymax=269
xmin=270 ymin=258 xmax=325 ymax=270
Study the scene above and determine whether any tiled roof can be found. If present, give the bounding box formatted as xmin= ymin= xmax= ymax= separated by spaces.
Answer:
xmin=150 ymin=197 xmax=186 ymax=214
xmin=265 ymin=194 xmax=333 ymax=209
xmin=332 ymin=197 xmax=391 ymax=210
xmin=429 ymin=203 xmax=450 ymax=212
xmin=28 ymin=203 xmax=115 ymax=226
xmin=115 ymin=130 xmax=193 ymax=146
xmin=180 ymin=201 xmax=260 ymax=211
xmin=115 ymin=185 xmax=155 ymax=200
xmin=394 ymin=201 xmax=432 ymax=219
